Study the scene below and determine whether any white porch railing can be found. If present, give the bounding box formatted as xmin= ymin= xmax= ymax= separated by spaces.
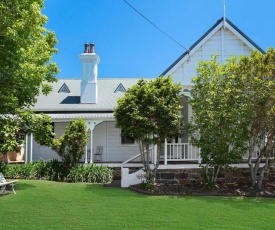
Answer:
xmin=164 ymin=140 xmax=201 ymax=164
xmin=243 ymin=149 xmax=274 ymax=159
xmin=164 ymin=142 xmax=274 ymax=164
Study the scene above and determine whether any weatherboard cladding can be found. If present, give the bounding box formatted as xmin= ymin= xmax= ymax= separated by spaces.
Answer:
xmin=33 ymin=78 xmax=143 ymax=112
xmin=161 ymin=17 xmax=265 ymax=76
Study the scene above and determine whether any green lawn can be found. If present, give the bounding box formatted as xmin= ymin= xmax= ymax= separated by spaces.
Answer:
xmin=0 ymin=180 xmax=275 ymax=230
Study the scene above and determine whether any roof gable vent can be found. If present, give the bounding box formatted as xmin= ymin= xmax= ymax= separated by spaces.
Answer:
xmin=114 ymin=83 xmax=126 ymax=93
xmin=58 ymin=83 xmax=70 ymax=93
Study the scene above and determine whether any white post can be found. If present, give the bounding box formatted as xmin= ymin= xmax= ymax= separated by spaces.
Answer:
xmin=85 ymin=145 xmax=88 ymax=164
xmin=25 ymin=134 xmax=28 ymax=164
xmin=85 ymin=120 xmax=103 ymax=164
xmin=164 ymin=138 xmax=167 ymax=165
xmin=198 ymin=148 xmax=201 ymax=163
xmin=121 ymin=167 xmax=130 ymax=188
xmin=153 ymin=144 xmax=157 ymax=165
xmin=90 ymin=128 xmax=93 ymax=164
xmin=30 ymin=133 xmax=33 ymax=162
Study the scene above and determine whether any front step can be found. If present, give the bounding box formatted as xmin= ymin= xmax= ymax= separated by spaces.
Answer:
xmin=121 ymin=167 xmax=146 ymax=188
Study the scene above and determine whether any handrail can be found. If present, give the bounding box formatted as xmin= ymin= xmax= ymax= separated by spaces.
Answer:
xmin=121 ymin=146 xmax=154 ymax=168
xmin=121 ymin=153 xmax=141 ymax=168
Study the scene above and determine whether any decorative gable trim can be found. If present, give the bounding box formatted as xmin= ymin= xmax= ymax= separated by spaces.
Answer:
xmin=161 ymin=17 xmax=264 ymax=77
xmin=58 ymin=83 xmax=70 ymax=93
xmin=114 ymin=83 xmax=126 ymax=93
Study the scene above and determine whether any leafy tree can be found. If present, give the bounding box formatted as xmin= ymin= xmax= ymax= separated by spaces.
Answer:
xmin=190 ymin=49 xmax=275 ymax=189
xmin=0 ymin=111 xmax=55 ymax=155
xmin=0 ymin=0 xmax=59 ymax=153
xmin=114 ymin=76 xmax=183 ymax=185
xmin=189 ymin=56 xmax=249 ymax=187
xmin=51 ymin=119 xmax=89 ymax=168
xmin=237 ymin=49 xmax=275 ymax=189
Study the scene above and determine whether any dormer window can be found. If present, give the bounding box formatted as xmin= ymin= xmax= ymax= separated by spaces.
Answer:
xmin=58 ymin=83 xmax=70 ymax=93
xmin=114 ymin=83 xmax=126 ymax=93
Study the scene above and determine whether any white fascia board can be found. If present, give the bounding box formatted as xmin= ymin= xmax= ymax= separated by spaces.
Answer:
xmin=224 ymin=21 xmax=259 ymax=51
xmin=48 ymin=113 xmax=115 ymax=122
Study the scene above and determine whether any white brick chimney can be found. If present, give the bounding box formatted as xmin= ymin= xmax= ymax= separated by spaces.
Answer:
xmin=79 ymin=43 xmax=100 ymax=103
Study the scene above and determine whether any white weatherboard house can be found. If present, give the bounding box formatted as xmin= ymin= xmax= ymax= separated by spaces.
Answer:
xmin=24 ymin=17 xmax=265 ymax=186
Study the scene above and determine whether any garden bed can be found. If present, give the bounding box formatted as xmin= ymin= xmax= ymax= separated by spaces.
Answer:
xmin=130 ymin=181 xmax=275 ymax=197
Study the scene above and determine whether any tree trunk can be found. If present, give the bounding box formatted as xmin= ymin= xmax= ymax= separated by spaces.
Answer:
xmin=138 ymin=141 xmax=146 ymax=171
xmin=257 ymin=154 xmax=271 ymax=189
xmin=213 ymin=166 xmax=221 ymax=183
xmin=248 ymin=138 xmax=257 ymax=186
xmin=152 ymin=141 xmax=162 ymax=185
xmin=205 ymin=163 xmax=210 ymax=182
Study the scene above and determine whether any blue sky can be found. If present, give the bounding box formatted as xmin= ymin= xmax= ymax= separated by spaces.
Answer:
xmin=43 ymin=0 xmax=275 ymax=79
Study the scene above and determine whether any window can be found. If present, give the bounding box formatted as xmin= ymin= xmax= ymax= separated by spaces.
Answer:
xmin=58 ymin=83 xmax=70 ymax=93
xmin=121 ymin=131 xmax=135 ymax=144
xmin=114 ymin=83 xmax=126 ymax=93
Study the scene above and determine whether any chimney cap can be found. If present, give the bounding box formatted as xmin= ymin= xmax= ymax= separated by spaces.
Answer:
xmin=84 ymin=43 xmax=89 ymax=53
xmin=89 ymin=43 xmax=95 ymax=53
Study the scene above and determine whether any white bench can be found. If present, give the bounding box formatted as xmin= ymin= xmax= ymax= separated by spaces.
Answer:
xmin=0 ymin=172 xmax=18 ymax=194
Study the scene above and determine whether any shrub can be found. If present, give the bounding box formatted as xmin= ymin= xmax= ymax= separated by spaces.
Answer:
xmin=4 ymin=164 xmax=22 ymax=178
xmin=67 ymin=165 xmax=86 ymax=182
xmin=2 ymin=160 xmax=113 ymax=184
xmin=68 ymin=165 xmax=113 ymax=183
xmin=51 ymin=119 xmax=89 ymax=168
xmin=29 ymin=159 xmax=48 ymax=180
xmin=85 ymin=165 xmax=113 ymax=183
xmin=0 ymin=161 xmax=6 ymax=173
xmin=44 ymin=159 xmax=69 ymax=182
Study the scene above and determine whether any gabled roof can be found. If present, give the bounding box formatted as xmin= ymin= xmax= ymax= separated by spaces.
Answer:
xmin=161 ymin=17 xmax=265 ymax=76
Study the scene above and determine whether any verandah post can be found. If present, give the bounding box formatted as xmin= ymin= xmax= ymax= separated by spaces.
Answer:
xmin=25 ymin=134 xmax=28 ymax=164
xmin=164 ymin=138 xmax=167 ymax=165
xmin=30 ymin=133 xmax=33 ymax=162
xmin=85 ymin=145 xmax=88 ymax=164
xmin=90 ymin=128 xmax=93 ymax=164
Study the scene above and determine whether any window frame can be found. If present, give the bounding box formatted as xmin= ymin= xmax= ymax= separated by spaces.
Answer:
xmin=120 ymin=130 xmax=135 ymax=145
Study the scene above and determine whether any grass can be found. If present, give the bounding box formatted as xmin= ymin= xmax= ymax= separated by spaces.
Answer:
xmin=1 ymin=180 xmax=275 ymax=230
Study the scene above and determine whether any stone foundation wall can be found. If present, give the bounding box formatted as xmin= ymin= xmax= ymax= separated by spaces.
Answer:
xmin=156 ymin=169 xmax=203 ymax=185
xmin=156 ymin=168 xmax=275 ymax=185
xmin=113 ymin=167 xmax=275 ymax=185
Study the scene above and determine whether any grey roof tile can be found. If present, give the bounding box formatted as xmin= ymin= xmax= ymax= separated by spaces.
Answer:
xmin=33 ymin=78 xmax=147 ymax=112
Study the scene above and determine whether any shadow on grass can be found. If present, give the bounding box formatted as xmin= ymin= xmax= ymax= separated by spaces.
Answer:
xmin=167 ymin=194 xmax=275 ymax=210
xmin=0 ymin=192 xmax=11 ymax=197
xmin=15 ymin=181 xmax=36 ymax=191
xmin=84 ymin=184 xmax=146 ymax=198
xmin=0 ymin=181 xmax=36 ymax=197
